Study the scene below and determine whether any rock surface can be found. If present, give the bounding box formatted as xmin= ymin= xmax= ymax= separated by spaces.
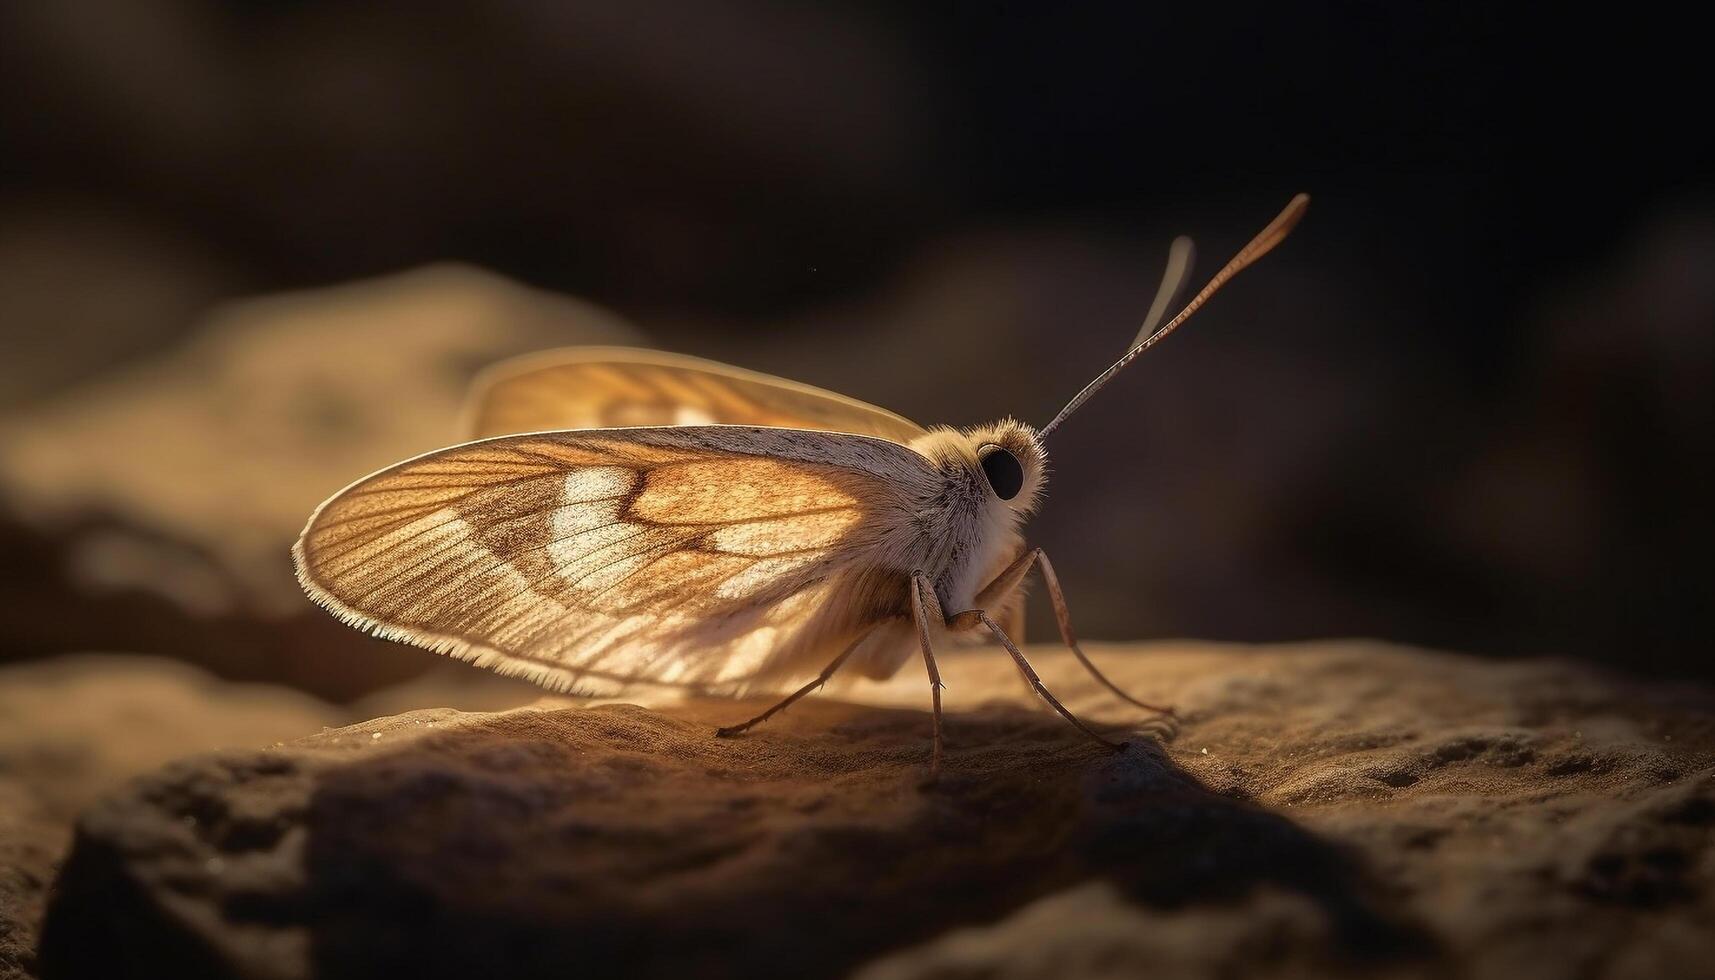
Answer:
xmin=33 ymin=642 xmax=1715 ymax=980
xmin=0 ymin=656 xmax=348 ymax=980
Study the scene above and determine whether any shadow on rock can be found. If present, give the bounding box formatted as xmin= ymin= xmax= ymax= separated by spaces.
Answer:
xmin=324 ymin=703 xmax=1433 ymax=977
xmin=39 ymin=698 xmax=1434 ymax=979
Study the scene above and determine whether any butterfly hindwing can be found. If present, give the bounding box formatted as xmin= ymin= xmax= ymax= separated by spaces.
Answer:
xmin=463 ymin=347 xmax=928 ymax=443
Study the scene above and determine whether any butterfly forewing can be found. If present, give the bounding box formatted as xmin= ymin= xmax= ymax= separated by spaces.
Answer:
xmin=463 ymin=347 xmax=927 ymax=443
xmin=294 ymin=426 xmax=939 ymax=694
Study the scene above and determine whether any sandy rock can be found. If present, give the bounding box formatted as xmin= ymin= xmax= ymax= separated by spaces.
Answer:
xmin=35 ymin=642 xmax=1715 ymax=980
xmin=855 ymin=883 xmax=1343 ymax=980
xmin=0 ymin=655 xmax=346 ymax=980
xmin=1 ymin=781 xmax=58 ymax=980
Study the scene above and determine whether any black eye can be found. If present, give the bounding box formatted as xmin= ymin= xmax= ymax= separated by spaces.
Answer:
xmin=978 ymin=445 xmax=1024 ymax=500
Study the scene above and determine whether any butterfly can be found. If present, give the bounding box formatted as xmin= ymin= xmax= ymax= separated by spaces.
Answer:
xmin=294 ymin=195 xmax=1308 ymax=773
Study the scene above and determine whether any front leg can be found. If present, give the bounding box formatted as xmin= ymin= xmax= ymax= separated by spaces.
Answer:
xmin=962 ymin=609 xmax=1124 ymax=751
xmin=909 ymin=570 xmax=947 ymax=777
xmin=972 ymin=547 xmax=1175 ymax=716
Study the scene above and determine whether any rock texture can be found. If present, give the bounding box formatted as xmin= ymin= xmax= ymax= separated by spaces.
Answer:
xmin=0 ymin=656 xmax=347 ymax=980
xmin=0 ymin=653 xmax=541 ymax=980
xmin=34 ymin=642 xmax=1715 ymax=980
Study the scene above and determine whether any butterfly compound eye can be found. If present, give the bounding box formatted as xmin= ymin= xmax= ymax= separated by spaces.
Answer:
xmin=978 ymin=445 xmax=1024 ymax=501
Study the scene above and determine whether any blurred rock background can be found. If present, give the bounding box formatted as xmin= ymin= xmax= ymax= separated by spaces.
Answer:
xmin=1 ymin=0 xmax=1710 ymax=693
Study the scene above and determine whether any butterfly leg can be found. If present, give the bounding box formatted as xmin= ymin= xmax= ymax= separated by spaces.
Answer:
xmin=963 ymin=609 xmax=1124 ymax=751
xmin=715 ymin=625 xmax=879 ymax=737
xmin=973 ymin=548 xmax=1176 ymax=717
xmin=909 ymin=571 xmax=948 ymax=777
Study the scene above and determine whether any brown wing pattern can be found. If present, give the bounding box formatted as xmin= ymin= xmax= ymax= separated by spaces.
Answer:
xmin=293 ymin=426 xmax=936 ymax=694
xmin=463 ymin=347 xmax=927 ymax=443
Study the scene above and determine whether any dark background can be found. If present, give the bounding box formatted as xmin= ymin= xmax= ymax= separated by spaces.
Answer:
xmin=2 ymin=1 xmax=1710 ymax=682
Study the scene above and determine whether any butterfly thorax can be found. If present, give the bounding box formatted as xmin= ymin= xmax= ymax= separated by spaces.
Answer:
xmin=904 ymin=420 xmax=1045 ymax=615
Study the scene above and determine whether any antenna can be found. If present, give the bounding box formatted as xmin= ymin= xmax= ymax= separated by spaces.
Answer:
xmin=1038 ymin=193 xmax=1309 ymax=440
xmin=1133 ymin=235 xmax=1196 ymax=346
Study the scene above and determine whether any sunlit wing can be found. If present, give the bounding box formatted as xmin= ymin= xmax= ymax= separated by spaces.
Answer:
xmin=462 ymin=346 xmax=927 ymax=443
xmin=293 ymin=426 xmax=937 ymax=695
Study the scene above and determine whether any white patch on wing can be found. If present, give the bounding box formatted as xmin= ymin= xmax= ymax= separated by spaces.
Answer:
xmin=548 ymin=499 xmax=629 ymax=566
xmin=560 ymin=467 xmax=635 ymax=504
xmin=545 ymin=520 xmax=641 ymax=573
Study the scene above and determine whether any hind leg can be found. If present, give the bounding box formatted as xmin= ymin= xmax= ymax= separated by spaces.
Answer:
xmin=715 ymin=624 xmax=883 ymax=736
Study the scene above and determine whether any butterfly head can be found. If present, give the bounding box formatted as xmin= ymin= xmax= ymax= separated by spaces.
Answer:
xmin=909 ymin=418 xmax=1047 ymax=519
xmin=961 ymin=418 xmax=1050 ymax=515
xmin=970 ymin=418 xmax=1046 ymax=509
